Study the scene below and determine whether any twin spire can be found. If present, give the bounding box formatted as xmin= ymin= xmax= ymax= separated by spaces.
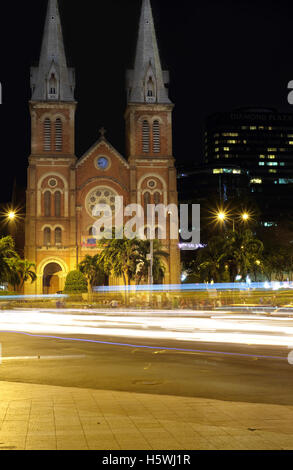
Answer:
xmin=127 ymin=0 xmax=171 ymax=104
xmin=31 ymin=0 xmax=170 ymax=105
xmin=30 ymin=0 xmax=75 ymax=102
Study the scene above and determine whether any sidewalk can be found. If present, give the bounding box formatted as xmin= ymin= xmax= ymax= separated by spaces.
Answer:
xmin=0 ymin=381 xmax=293 ymax=450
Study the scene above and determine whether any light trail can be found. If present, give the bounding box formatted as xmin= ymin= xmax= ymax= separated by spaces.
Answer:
xmin=1 ymin=309 xmax=293 ymax=348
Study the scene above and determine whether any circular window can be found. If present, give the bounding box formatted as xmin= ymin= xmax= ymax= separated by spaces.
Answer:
xmin=96 ymin=156 xmax=110 ymax=170
xmin=49 ymin=178 xmax=57 ymax=188
xmin=86 ymin=186 xmax=121 ymax=218
xmin=147 ymin=180 xmax=157 ymax=189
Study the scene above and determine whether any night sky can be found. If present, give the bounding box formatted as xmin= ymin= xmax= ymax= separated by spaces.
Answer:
xmin=0 ymin=0 xmax=293 ymax=202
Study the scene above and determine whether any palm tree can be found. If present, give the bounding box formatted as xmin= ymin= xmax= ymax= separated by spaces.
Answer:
xmin=0 ymin=236 xmax=18 ymax=284
xmin=135 ymin=239 xmax=168 ymax=285
xmin=196 ymin=235 xmax=227 ymax=282
xmin=224 ymin=229 xmax=264 ymax=281
xmin=7 ymin=257 xmax=37 ymax=291
xmin=17 ymin=259 xmax=37 ymax=289
xmin=79 ymin=254 xmax=106 ymax=292
xmin=98 ymin=236 xmax=141 ymax=287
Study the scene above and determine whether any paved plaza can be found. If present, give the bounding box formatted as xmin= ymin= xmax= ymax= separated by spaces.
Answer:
xmin=0 ymin=381 xmax=292 ymax=450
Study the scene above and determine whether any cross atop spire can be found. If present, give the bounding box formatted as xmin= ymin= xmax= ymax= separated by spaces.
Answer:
xmin=30 ymin=0 xmax=75 ymax=102
xmin=99 ymin=127 xmax=107 ymax=138
xmin=127 ymin=0 xmax=171 ymax=104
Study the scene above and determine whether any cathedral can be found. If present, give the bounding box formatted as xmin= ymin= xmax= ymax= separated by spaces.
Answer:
xmin=24 ymin=0 xmax=180 ymax=295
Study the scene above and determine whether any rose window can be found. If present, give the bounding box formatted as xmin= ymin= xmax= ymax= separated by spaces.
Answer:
xmin=86 ymin=187 xmax=120 ymax=217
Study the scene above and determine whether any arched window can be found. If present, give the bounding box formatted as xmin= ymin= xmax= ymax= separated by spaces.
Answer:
xmin=44 ymin=191 xmax=51 ymax=217
xmin=55 ymin=228 xmax=62 ymax=245
xmin=147 ymin=77 xmax=155 ymax=97
xmin=44 ymin=118 xmax=51 ymax=151
xmin=49 ymin=73 xmax=57 ymax=96
xmin=154 ymin=192 xmax=161 ymax=205
xmin=153 ymin=120 xmax=161 ymax=153
xmin=54 ymin=191 xmax=61 ymax=217
xmin=55 ymin=118 xmax=63 ymax=151
xmin=144 ymin=227 xmax=151 ymax=240
xmin=44 ymin=228 xmax=51 ymax=246
xmin=144 ymin=192 xmax=151 ymax=213
xmin=155 ymin=227 xmax=163 ymax=240
xmin=142 ymin=120 xmax=150 ymax=153
xmin=89 ymin=226 xmax=97 ymax=237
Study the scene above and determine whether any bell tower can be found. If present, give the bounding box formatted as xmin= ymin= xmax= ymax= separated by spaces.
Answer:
xmin=125 ymin=0 xmax=180 ymax=284
xmin=24 ymin=0 xmax=77 ymax=294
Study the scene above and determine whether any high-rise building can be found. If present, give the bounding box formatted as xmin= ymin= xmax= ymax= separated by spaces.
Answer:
xmin=204 ymin=108 xmax=293 ymax=221
xmin=24 ymin=0 xmax=180 ymax=294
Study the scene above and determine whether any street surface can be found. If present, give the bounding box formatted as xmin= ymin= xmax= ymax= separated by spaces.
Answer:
xmin=0 ymin=308 xmax=293 ymax=405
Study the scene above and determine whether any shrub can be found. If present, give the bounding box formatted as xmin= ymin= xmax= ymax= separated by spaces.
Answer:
xmin=64 ymin=270 xmax=88 ymax=294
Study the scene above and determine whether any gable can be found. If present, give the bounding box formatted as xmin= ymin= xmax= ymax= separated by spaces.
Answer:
xmin=76 ymin=138 xmax=129 ymax=170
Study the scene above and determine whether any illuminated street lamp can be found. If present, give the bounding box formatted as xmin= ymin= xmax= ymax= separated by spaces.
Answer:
xmin=215 ymin=209 xmax=251 ymax=232
xmin=7 ymin=211 xmax=16 ymax=221
xmin=217 ymin=211 xmax=227 ymax=222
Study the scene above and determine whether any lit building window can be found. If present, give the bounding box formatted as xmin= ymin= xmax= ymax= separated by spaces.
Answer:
xmin=250 ymin=178 xmax=262 ymax=184
xmin=267 ymin=162 xmax=278 ymax=166
xmin=269 ymin=169 xmax=277 ymax=173
xmin=267 ymin=148 xmax=277 ymax=152
xmin=259 ymin=155 xmax=265 ymax=159
xmin=279 ymin=178 xmax=293 ymax=184
xmin=250 ymin=126 xmax=257 ymax=130
xmin=268 ymin=155 xmax=275 ymax=159
xmin=259 ymin=162 xmax=265 ymax=166
xmin=223 ymin=147 xmax=230 ymax=151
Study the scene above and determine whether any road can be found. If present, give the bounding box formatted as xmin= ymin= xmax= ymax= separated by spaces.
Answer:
xmin=0 ymin=308 xmax=293 ymax=405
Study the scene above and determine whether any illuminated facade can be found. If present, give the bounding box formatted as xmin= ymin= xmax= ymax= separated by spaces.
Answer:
xmin=24 ymin=0 xmax=180 ymax=294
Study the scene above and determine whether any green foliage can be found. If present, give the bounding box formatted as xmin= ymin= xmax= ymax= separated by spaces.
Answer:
xmin=98 ymin=233 xmax=168 ymax=286
xmin=187 ymin=229 xmax=264 ymax=283
xmin=64 ymin=270 xmax=88 ymax=294
xmin=79 ymin=255 xmax=106 ymax=291
xmin=0 ymin=236 xmax=36 ymax=289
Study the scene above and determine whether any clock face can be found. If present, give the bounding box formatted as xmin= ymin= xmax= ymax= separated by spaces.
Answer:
xmin=97 ymin=157 xmax=109 ymax=170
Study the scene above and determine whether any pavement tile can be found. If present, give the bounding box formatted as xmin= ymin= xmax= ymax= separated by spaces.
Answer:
xmin=26 ymin=441 xmax=57 ymax=450
xmin=1 ymin=381 xmax=293 ymax=450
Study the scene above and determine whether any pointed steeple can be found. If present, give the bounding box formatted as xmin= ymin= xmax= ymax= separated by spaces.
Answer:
xmin=30 ymin=0 xmax=75 ymax=102
xmin=127 ymin=0 xmax=171 ymax=104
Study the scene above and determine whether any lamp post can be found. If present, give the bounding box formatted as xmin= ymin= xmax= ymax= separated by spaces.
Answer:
xmin=216 ymin=211 xmax=250 ymax=232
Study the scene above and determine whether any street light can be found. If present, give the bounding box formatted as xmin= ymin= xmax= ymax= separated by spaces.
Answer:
xmin=214 ymin=209 xmax=251 ymax=232
xmin=217 ymin=211 xmax=227 ymax=222
xmin=7 ymin=211 xmax=16 ymax=221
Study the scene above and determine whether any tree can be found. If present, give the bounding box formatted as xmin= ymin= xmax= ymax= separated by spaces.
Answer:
xmin=0 ymin=236 xmax=18 ymax=283
xmin=8 ymin=258 xmax=37 ymax=290
xmin=191 ymin=229 xmax=264 ymax=283
xmin=64 ymin=270 xmax=88 ymax=294
xmin=196 ymin=235 xmax=227 ymax=283
xmin=79 ymin=255 xmax=106 ymax=292
xmin=224 ymin=229 xmax=264 ymax=281
xmin=135 ymin=239 xmax=168 ymax=285
xmin=98 ymin=236 xmax=141 ymax=287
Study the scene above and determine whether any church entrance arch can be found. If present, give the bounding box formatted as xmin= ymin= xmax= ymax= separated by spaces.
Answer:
xmin=42 ymin=262 xmax=65 ymax=294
